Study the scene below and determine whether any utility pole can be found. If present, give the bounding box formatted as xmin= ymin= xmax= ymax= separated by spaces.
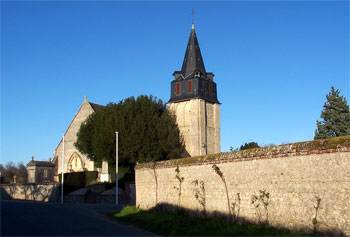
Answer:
xmin=115 ymin=132 xmax=119 ymax=205
xmin=61 ymin=134 xmax=64 ymax=204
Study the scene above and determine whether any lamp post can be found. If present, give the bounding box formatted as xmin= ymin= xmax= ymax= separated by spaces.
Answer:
xmin=115 ymin=132 xmax=119 ymax=205
xmin=61 ymin=134 xmax=65 ymax=204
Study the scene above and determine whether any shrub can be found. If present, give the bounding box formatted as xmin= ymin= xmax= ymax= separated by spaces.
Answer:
xmin=59 ymin=171 xmax=98 ymax=194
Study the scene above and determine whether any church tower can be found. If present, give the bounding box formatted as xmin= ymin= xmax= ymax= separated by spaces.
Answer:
xmin=168 ymin=24 xmax=220 ymax=157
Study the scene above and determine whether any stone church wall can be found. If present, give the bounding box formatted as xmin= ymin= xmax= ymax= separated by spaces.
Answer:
xmin=135 ymin=136 xmax=350 ymax=235
xmin=55 ymin=99 xmax=95 ymax=176
xmin=168 ymin=99 xmax=220 ymax=157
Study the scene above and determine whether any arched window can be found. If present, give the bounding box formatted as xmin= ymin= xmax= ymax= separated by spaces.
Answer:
xmin=68 ymin=153 xmax=84 ymax=172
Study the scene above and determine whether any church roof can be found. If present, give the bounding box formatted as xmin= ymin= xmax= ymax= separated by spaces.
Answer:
xmin=180 ymin=24 xmax=206 ymax=79
xmin=54 ymin=97 xmax=104 ymax=154
xmin=89 ymin=102 xmax=104 ymax=112
xmin=169 ymin=24 xmax=219 ymax=104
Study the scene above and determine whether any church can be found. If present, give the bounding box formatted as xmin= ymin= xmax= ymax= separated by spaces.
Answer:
xmin=52 ymin=97 xmax=109 ymax=182
xmin=28 ymin=23 xmax=220 ymax=183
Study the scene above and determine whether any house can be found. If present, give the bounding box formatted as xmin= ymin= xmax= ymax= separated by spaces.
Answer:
xmin=27 ymin=156 xmax=55 ymax=183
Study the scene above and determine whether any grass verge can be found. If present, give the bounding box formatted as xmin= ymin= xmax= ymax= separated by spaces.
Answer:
xmin=113 ymin=206 xmax=305 ymax=236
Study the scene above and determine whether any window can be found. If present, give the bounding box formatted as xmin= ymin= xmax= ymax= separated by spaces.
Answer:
xmin=176 ymin=82 xmax=181 ymax=95
xmin=209 ymin=83 xmax=213 ymax=96
xmin=44 ymin=169 xmax=48 ymax=178
xmin=202 ymin=81 xmax=207 ymax=93
xmin=188 ymin=80 xmax=192 ymax=92
xmin=29 ymin=170 xmax=34 ymax=179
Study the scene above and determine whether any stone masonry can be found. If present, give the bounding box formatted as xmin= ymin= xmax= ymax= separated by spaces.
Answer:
xmin=135 ymin=136 xmax=350 ymax=235
xmin=55 ymin=97 xmax=95 ymax=176
xmin=168 ymin=99 xmax=220 ymax=157
xmin=1 ymin=183 xmax=59 ymax=202
xmin=54 ymin=97 xmax=109 ymax=182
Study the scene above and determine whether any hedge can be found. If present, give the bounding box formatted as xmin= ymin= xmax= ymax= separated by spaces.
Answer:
xmin=59 ymin=171 xmax=98 ymax=194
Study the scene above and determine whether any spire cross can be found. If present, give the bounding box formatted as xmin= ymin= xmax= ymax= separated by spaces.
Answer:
xmin=192 ymin=8 xmax=195 ymax=25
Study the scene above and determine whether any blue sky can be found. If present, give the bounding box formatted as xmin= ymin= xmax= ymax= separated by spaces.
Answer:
xmin=1 ymin=1 xmax=349 ymax=165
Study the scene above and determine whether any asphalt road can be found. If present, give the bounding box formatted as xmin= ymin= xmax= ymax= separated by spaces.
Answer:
xmin=1 ymin=200 xmax=155 ymax=236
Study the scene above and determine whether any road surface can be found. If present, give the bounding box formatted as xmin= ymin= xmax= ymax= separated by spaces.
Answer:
xmin=1 ymin=200 xmax=155 ymax=236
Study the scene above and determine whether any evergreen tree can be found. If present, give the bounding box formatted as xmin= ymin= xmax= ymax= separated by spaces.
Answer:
xmin=75 ymin=95 xmax=185 ymax=168
xmin=314 ymin=86 xmax=350 ymax=139
xmin=240 ymin=142 xmax=260 ymax=150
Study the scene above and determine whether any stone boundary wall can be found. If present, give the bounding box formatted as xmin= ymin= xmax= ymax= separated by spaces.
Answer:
xmin=135 ymin=136 xmax=350 ymax=235
xmin=0 ymin=183 xmax=59 ymax=202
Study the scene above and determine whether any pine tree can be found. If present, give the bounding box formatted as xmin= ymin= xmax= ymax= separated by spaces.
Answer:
xmin=240 ymin=142 xmax=260 ymax=150
xmin=314 ymin=86 xmax=350 ymax=139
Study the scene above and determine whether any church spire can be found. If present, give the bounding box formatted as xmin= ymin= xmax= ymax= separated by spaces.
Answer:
xmin=180 ymin=24 xmax=207 ymax=79
xmin=169 ymin=21 xmax=219 ymax=104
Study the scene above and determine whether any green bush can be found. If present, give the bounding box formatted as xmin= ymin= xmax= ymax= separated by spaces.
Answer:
xmin=85 ymin=171 xmax=98 ymax=186
xmin=109 ymin=165 xmax=130 ymax=183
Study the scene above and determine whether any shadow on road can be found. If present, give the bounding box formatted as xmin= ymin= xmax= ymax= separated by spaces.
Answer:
xmin=1 ymin=200 xmax=155 ymax=236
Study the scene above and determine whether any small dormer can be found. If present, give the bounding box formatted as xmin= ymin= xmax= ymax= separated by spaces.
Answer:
xmin=207 ymin=72 xmax=214 ymax=81
xmin=173 ymin=71 xmax=183 ymax=80
xmin=194 ymin=71 xmax=200 ymax=78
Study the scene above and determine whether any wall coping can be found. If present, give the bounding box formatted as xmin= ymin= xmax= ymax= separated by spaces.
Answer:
xmin=136 ymin=136 xmax=350 ymax=169
xmin=0 ymin=183 xmax=59 ymax=186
